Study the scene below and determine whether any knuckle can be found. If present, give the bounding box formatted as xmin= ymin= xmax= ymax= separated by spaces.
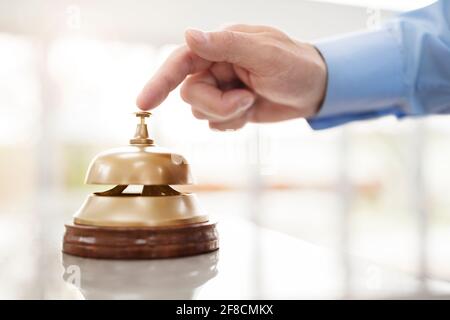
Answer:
xmin=222 ymin=24 xmax=245 ymax=32
xmin=266 ymin=27 xmax=288 ymax=39
xmin=221 ymin=30 xmax=237 ymax=46
xmin=191 ymin=107 xmax=206 ymax=120
xmin=216 ymin=31 xmax=239 ymax=59
xmin=179 ymin=82 xmax=192 ymax=103
xmin=214 ymin=106 xmax=235 ymax=118
xmin=180 ymin=84 xmax=190 ymax=103
xmin=172 ymin=44 xmax=188 ymax=57
xmin=264 ymin=43 xmax=284 ymax=58
xmin=194 ymin=100 xmax=231 ymax=120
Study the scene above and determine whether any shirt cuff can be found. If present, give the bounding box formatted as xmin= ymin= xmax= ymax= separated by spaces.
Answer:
xmin=307 ymin=28 xmax=406 ymax=129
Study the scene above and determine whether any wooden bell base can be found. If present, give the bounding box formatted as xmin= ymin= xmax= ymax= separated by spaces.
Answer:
xmin=62 ymin=221 xmax=219 ymax=259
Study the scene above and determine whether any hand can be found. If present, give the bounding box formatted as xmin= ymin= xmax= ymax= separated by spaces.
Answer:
xmin=137 ymin=24 xmax=327 ymax=131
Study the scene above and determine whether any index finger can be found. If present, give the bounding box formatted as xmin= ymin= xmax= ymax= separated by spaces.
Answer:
xmin=136 ymin=45 xmax=212 ymax=110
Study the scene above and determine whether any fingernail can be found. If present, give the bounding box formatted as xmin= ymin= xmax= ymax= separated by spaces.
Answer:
xmin=187 ymin=29 xmax=208 ymax=44
xmin=237 ymin=97 xmax=254 ymax=110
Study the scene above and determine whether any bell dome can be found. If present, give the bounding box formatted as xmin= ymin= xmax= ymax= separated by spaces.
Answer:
xmin=85 ymin=145 xmax=193 ymax=185
xmin=85 ymin=111 xmax=193 ymax=185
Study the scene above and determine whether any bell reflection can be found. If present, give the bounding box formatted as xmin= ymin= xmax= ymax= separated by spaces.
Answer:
xmin=62 ymin=251 xmax=219 ymax=299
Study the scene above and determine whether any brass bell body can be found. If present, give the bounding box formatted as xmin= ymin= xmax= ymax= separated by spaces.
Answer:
xmin=74 ymin=146 xmax=206 ymax=227
xmin=63 ymin=112 xmax=219 ymax=259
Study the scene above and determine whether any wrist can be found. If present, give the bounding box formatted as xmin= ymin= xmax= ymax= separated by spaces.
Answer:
xmin=309 ymin=45 xmax=328 ymax=117
xmin=293 ymin=42 xmax=328 ymax=118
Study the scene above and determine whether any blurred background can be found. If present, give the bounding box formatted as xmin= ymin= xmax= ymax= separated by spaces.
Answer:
xmin=1 ymin=0 xmax=449 ymax=299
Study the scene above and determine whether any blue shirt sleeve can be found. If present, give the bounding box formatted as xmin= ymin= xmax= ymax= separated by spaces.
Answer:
xmin=307 ymin=0 xmax=450 ymax=130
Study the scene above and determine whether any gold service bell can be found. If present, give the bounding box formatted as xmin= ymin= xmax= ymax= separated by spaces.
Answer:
xmin=63 ymin=112 xmax=219 ymax=259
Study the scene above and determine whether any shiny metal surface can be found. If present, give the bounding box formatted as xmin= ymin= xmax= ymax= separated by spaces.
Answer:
xmin=72 ymin=112 xmax=203 ymax=228
xmin=86 ymin=112 xmax=193 ymax=185
xmin=85 ymin=145 xmax=193 ymax=185
xmin=129 ymin=111 xmax=154 ymax=145
xmin=74 ymin=193 xmax=208 ymax=227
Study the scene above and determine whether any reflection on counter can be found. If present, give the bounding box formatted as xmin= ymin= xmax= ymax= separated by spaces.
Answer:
xmin=62 ymin=251 xmax=219 ymax=299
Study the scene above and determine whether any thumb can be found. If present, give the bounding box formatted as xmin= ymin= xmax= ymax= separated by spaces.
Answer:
xmin=185 ymin=29 xmax=261 ymax=70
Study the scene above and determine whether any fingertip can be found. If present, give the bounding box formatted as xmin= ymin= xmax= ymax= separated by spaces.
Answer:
xmin=136 ymin=97 xmax=150 ymax=111
xmin=136 ymin=89 xmax=158 ymax=111
xmin=136 ymin=92 xmax=149 ymax=110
